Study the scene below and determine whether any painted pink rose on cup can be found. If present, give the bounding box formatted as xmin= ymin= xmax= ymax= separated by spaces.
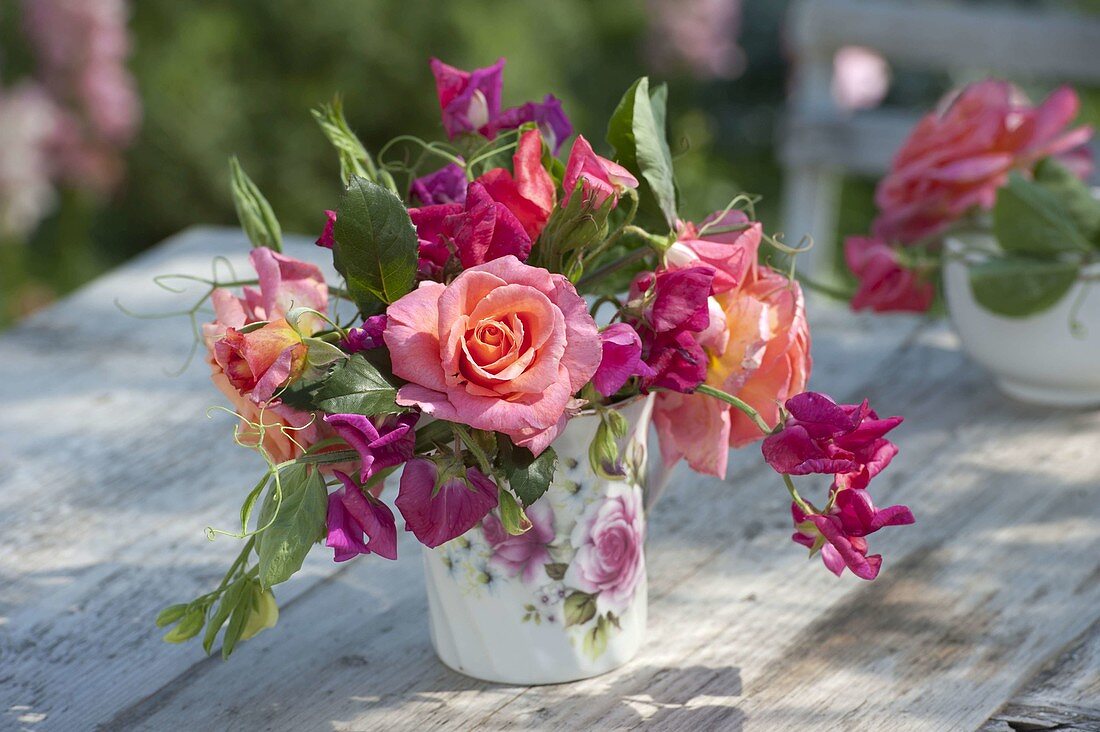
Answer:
xmin=384 ymin=255 xmax=601 ymax=455
xmin=564 ymin=484 xmax=646 ymax=615
xmin=482 ymin=501 xmax=555 ymax=584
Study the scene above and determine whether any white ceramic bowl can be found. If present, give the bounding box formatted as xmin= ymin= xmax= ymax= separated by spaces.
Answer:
xmin=943 ymin=234 xmax=1100 ymax=407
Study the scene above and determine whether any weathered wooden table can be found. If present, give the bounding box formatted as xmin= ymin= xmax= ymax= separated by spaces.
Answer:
xmin=3 ymin=228 xmax=1099 ymax=731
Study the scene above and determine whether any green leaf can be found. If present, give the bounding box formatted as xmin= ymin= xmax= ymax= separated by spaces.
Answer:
xmin=334 ymin=176 xmax=418 ymax=308
xmin=311 ymin=97 xmax=396 ymax=191
xmin=155 ymin=603 xmax=189 ymax=628
xmin=255 ymin=464 xmax=327 ymax=588
xmin=993 ymin=172 xmax=1091 ymax=257
xmin=311 ymin=353 xmax=402 ymax=415
xmin=221 ymin=581 xmax=255 ymax=660
xmin=228 ymin=157 xmax=282 ymax=252
xmin=564 ymin=590 xmax=598 ymax=627
xmin=1034 ymin=158 xmax=1100 ymax=245
xmin=497 ymin=488 xmax=531 ymax=536
xmin=240 ymin=473 xmax=271 ymax=535
xmin=303 ymin=337 xmax=349 ymax=368
xmin=544 ymin=562 xmax=568 ymax=581
xmin=606 ymin=77 xmax=678 ymax=230
xmin=202 ymin=576 xmax=247 ymax=655
xmin=968 ymin=257 xmax=1079 ymax=317
xmin=582 ymin=615 xmax=610 ymax=659
xmin=501 ymin=443 xmax=557 ymax=508
xmin=163 ymin=608 xmax=205 ymax=644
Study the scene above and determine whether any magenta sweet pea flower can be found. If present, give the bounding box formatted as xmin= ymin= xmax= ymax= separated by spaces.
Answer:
xmin=430 ymin=57 xmax=505 ymax=139
xmin=409 ymin=203 xmax=462 ymax=279
xmin=410 ymin=163 xmax=468 ymax=206
xmin=495 ymin=94 xmax=574 ymax=154
xmin=326 ymin=471 xmax=398 ymax=562
xmin=628 ymin=266 xmax=715 ymax=393
xmin=316 ymin=209 xmax=337 ymax=249
xmin=562 ymin=135 xmax=639 ymax=208
xmin=482 ymin=501 xmax=555 ymax=584
xmin=395 ymin=459 xmax=499 ymax=548
xmin=761 ymin=392 xmax=902 ymax=488
xmin=592 ymin=323 xmax=656 ymax=397
xmin=341 ymin=315 xmax=388 ymax=353
xmin=323 ymin=413 xmax=418 ymax=484
xmin=832 ymin=487 xmax=915 ymax=537
xmin=451 ymin=181 xmax=533 ymax=268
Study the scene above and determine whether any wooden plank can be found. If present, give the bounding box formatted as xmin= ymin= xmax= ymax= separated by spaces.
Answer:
xmin=980 ymin=619 xmax=1100 ymax=731
xmin=0 ymin=228 xmax=923 ymax=731
xmin=101 ymin=322 xmax=1100 ymax=730
xmin=787 ymin=0 xmax=1100 ymax=83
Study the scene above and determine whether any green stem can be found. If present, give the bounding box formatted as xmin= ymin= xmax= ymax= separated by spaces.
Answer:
xmin=783 ymin=474 xmax=814 ymax=516
xmin=694 ymin=384 xmax=773 ymax=436
xmin=576 ymin=245 xmax=652 ymax=290
xmin=795 ymin=273 xmax=854 ymax=302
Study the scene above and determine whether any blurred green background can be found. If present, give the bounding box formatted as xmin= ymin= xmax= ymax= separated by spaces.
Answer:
xmin=2 ymin=0 xmax=1099 ymax=326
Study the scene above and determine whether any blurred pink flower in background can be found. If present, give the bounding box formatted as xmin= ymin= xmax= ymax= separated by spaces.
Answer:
xmin=0 ymin=84 xmax=60 ymax=238
xmin=832 ymin=46 xmax=891 ymax=112
xmin=647 ymin=0 xmax=745 ymax=80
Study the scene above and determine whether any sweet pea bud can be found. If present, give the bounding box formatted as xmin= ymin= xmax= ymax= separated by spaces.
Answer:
xmin=588 ymin=414 xmax=625 ymax=481
xmin=239 ymin=587 xmax=279 ymax=641
xmin=229 ymin=156 xmax=283 ymax=253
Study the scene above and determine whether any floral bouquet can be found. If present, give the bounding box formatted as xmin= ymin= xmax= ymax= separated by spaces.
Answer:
xmin=844 ymin=80 xmax=1096 ymax=317
xmin=152 ymin=58 xmax=913 ymax=677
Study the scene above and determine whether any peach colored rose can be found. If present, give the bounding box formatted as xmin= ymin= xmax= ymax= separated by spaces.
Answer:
xmin=653 ymin=264 xmax=811 ymax=479
xmin=384 ymin=255 xmax=601 ymax=455
xmin=214 ymin=318 xmax=308 ymax=405
xmin=874 ymin=80 xmax=1093 ymax=244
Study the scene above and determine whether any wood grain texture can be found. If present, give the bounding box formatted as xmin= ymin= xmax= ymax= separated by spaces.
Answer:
xmin=2 ymin=228 xmax=1099 ymax=731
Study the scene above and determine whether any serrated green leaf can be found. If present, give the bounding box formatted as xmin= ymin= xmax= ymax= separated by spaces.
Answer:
xmin=606 ymin=77 xmax=678 ymax=230
xmin=1035 ymin=158 xmax=1100 ymax=245
xmin=256 ymin=464 xmax=327 ymax=588
xmin=502 ymin=444 xmax=557 ymax=507
xmin=564 ymin=590 xmax=597 ymax=627
xmin=311 ymin=353 xmax=401 ymax=415
xmin=334 ymin=176 xmax=418 ymax=308
xmin=968 ymin=257 xmax=1079 ymax=317
xmin=993 ymin=173 xmax=1091 ymax=257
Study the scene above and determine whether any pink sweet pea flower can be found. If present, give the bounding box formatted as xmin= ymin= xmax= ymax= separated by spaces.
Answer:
xmin=395 ymin=459 xmax=499 ymax=548
xmin=477 ymin=128 xmax=557 ymax=240
xmin=430 ymin=57 xmax=505 ymax=139
xmin=326 ymin=471 xmax=398 ymax=562
xmin=562 ymin=135 xmax=639 ymax=208
xmin=592 ymin=323 xmax=656 ymax=397
xmin=213 ymin=318 xmax=308 ymax=405
xmin=323 ymin=413 xmax=418 ymax=484
xmin=666 ymin=210 xmax=762 ymax=294
xmin=384 ymin=256 xmax=601 ymax=456
xmin=316 ymin=209 xmax=337 ymax=248
xmin=791 ymin=490 xmax=914 ymax=580
xmin=494 ymin=94 xmax=574 ymax=154
xmin=340 ymin=315 xmax=388 ymax=353
xmin=761 ymin=392 xmax=902 ymax=488
xmin=410 ymin=163 xmax=468 ymax=206
xmin=408 ymin=203 xmax=463 ymax=279
xmin=874 ymin=80 xmax=1093 ymax=244
xmin=652 ymin=265 xmax=811 ymax=479
xmin=845 ymin=236 xmax=935 ymax=313
xmin=482 ymin=501 xmax=555 ymax=584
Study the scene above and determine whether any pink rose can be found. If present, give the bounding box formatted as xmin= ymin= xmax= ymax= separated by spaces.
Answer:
xmin=213 ymin=318 xmax=308 ymax=405
xmin=562 ymin=135 xmax=639 ymax=208
xmin=845 ymin=236 xmax=935 ymax=313
xmin=653 ymin=265 xmax=811 ymax=479
xmin=874 ymin=80 xmax=1093 ymax=244
xmin=482 ymin=501 xmax=555 ymax=584
xmin=384 ymin=255 xmax=601 ymax=455
xmin=564 ymin=484 xmax=645 ymax=615
xmin=666 ymin=210 xmax=761 ymax=294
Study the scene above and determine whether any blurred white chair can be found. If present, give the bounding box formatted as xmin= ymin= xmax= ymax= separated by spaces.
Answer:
xmin=781 ymin=0 xmax=1100 ymax=278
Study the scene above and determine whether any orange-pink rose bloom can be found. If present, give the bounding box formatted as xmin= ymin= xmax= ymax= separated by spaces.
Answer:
xmin=384 ymin=255 xmax=601 ymax=456
xmin=653 ymin=213 xmax=812 ymax=479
